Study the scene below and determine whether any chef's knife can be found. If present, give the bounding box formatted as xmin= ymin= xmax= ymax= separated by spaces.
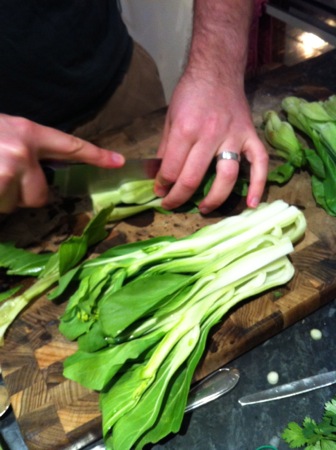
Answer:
xmin=239 ymin=370 xmax=336 ymax=406
xmin=43 ymin=158 xmax=162 ymax=196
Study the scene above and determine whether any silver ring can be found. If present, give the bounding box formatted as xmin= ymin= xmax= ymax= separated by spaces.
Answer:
xmin=216 ymin=151 xmax=241 ymax=163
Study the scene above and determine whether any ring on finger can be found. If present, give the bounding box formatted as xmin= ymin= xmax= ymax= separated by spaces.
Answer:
xmin=216 ymin=151 xmax=241 ymax=163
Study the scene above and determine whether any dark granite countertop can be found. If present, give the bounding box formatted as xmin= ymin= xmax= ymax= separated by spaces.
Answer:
xmin=1 ymin=297 xmax=335 ymax=450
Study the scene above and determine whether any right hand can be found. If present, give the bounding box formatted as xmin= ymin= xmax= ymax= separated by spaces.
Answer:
xmin=0 ymin=114 xmax=125 ymax=213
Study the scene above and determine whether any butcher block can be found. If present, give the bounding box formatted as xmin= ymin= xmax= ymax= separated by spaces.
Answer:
xmin=1 ymin=50 xmax=336 ymax=450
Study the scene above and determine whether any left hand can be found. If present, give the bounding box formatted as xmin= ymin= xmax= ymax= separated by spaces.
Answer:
xmin=154 ymin=73 xmax=269 ymax=214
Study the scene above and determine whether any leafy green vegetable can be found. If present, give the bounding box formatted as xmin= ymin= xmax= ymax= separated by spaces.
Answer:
xmin=0 ymin=206 xmax=113 ymax=346
xmin=282 ymin=396 xmax=336 ymax=449
xmin=0 ymin=200 xmax=307 ymax=449
xmin=59 ymin=200 xmax=306 ymax=450
xmin=263 ymin=94 xmax=336 ymax=216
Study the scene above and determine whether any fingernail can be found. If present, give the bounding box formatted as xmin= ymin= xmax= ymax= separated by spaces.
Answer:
xmin=199 ymin=206 xmax=209 ymax=215
xmin=248 ymin=196 xmax=259 ymax=208
xmin=155 ymin=186 xmax=168 ymax=197
xmin=111 ymin=153 xmax=125 ymax=165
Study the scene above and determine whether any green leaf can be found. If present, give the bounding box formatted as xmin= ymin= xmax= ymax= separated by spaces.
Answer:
xmin=59 ymin=269 xmax=111 ymax=340
xmin=0 ymin=286 xmax=21 ymax=302
xmin=64 ymin=330 xmax=163 ymax=390
xmin=77 ymin=321 xmax=107 ymax=353
xmin=302 ymin=417 xmax=320 ymax=443
xmin=282 ymin=421 xmax=308 ymax=447
xmin=325 ymin=398 xmax=336 ymax=419
xmin=304 ymin=148 xmax=326 ymax=179
xmin=320 ymin=441 xmax=336 ymax=450
xmin=0 ymin=242 xmax=51 ymax=277
xmin=267 ymin=161 xmax=296 ymax=184
xmin=99 ymin=273 xmax=192 ymax=338
xmin=108 ymin=326 xmax=200 ymax=449
xmin=82 ymin=205 xmax=114 ymax=247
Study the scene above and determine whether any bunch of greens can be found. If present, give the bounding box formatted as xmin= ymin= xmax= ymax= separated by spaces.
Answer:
xmin=57 ymin=200 xmax=306 ymax=450
xmin=282 ymin=395 xmax=336 ymax=449
xmin=263 ymin=94 xmax=336 ymax=216
xmin=0 ymin=200 xmax=306 ymax=449
xmin=0 ymin=207 xmax=113 ymax=346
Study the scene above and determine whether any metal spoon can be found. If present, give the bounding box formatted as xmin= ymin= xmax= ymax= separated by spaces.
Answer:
xmin=0 ymin=385 xmax=10 ymax=418
xmin=185 ymin=367 xmax=240 ymax=412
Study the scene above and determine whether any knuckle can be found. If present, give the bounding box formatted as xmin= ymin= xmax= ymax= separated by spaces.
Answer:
xmin=179 ymin=174 xmax=200 ymax=191
xmin=11 ymin=116 xmax=33 ymax=135
xmin=178 ymin=113 xmax=221 ymax=140
xmin=217 ymin=164 xmax=238 ymax=184
xmin=67 ymin=135 xmax=85 ymax=156
xmin=159 ymin=169 xmax=177 ymax=186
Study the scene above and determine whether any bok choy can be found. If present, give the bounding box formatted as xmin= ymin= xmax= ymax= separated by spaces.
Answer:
xmin=57 ymin=200 xmax=306 ymax=450
xmin=263 ymin=94 xmax=336 ymax=216
xmin=0 ymin=200 xmax=306 ymax=448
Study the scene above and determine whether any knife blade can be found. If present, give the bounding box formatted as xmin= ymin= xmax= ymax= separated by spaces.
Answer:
xmin=43 ymin=158 xmax=162 ymax=196
xmin=238 ymin=370 xmax=336 ymax=406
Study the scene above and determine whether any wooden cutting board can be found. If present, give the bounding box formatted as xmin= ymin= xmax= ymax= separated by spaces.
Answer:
xmin=1 ymin=51 xmax=336 ymax=450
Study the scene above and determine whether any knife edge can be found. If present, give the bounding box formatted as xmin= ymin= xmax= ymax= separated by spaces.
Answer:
xmin=239 ymin=370 xmax=336 ymax=406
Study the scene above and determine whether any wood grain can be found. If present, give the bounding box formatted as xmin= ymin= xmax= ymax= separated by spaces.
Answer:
xmin=1 ymin=50 xmax=336 ymax=449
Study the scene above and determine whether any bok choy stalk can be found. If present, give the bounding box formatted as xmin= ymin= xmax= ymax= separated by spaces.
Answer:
xmin=59 ymin=200 xmax=306 ymax=450
xmin=0 ymin=207 xmax=113 ymax=346
xmin=91 ymin=179 xmax=167 ymax=221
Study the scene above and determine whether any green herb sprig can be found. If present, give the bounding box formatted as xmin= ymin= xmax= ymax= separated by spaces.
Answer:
xmin=282 ymin=396 xmax=336 ymax=449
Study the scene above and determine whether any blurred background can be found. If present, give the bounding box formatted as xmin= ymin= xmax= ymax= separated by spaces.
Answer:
xmin=120 ymin=0 xmax=335 ymax=101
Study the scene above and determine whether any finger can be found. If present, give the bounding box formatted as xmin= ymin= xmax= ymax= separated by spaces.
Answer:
xmin=198 ymin=157 xmax=240 ymax=214
xmin=154 ymin=126 xmax=194 ymax=197
xmin=245 ymin=141 xmax=269 ymax=208
xmin=27 ymin=122 xmax=125 ymax=168
xmin=19 ymin=163 xmax=49 ymax=209
xmin=160 ymin=141 xmax=215 ymax=210
xmin=0 ymin=172 xmax=20 ymax=213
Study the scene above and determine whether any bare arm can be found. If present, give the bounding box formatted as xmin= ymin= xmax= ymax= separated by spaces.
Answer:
xmin=155 ymin=0 xmax=268 ymax=213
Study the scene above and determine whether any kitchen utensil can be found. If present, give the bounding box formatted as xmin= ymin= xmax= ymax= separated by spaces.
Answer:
xmin=239 ymin=370 xmax=336 ymax=405
xmin=43 ymin=158 xmax=162 ymax=196
xmin=185 ymin=367 xmax=240 ymax=412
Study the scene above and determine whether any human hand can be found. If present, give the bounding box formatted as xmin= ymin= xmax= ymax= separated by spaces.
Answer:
xmin=0 ymin=114 xmax=125 ymax=213
xmin=154 ymin=74 xmax=269 ymax=214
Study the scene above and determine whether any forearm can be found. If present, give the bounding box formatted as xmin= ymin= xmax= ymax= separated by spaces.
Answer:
xmin=187 ymin=0 xmax=254 ymax=88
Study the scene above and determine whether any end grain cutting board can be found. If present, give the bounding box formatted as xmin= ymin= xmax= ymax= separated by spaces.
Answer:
xmin=1 ymin=50 xmax=336 ymax=449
